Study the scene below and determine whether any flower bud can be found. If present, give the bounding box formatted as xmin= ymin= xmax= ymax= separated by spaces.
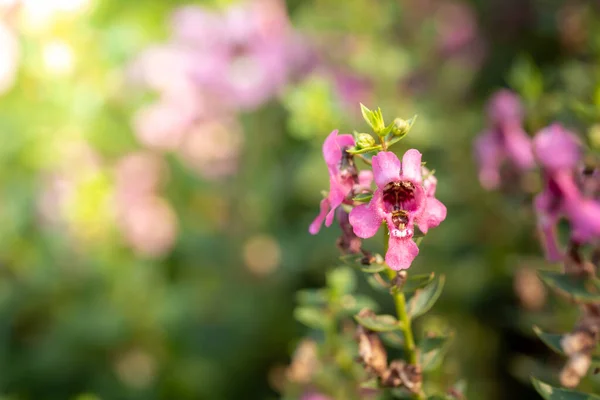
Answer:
xmin=560 ymin=353 xmax=592 ymax=388
xmin=356 ymin=133 xmax=376 ymax=149
xmin=392 ymin=118 xmax=410 ymax=137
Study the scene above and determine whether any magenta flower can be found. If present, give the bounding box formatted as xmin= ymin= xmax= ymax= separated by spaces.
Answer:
xmin=349 ymin=151 xmax=447 ymax=270
xmin=533 ymin=124 xmax=600 ymax=260
xmin=474 ymin=90 xmax=535 ymax=189
xmin=309 ymin=130 xmax=373 ymax=235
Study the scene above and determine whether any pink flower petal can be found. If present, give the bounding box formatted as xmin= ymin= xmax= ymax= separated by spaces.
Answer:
xmin=533 ymin=124 xmax=581 ymax=171
xmin=418 ymin=197 xmax=447 ymax=234
xmin=474 ymin=129 xmax=503 ymax=190
xmin=537 ymin=220 xmax=562 ymax=262
xmin=401 ymin=149 xmax=423 ymax=183
xmin=358 ymin=170 xmax=373 ymax=190
xmin=386 ymin=236 xmax=419 ymax=270
xmin=565 ymin=199 xmax=600 ymax=243
xmin=503 ymin=122 xmax=535 ymax=170
xmin=372 ymin=151 xmax=401 ymax=188
xmin=349 ymin=195 xmax=382 ymax=238
xmin=336 ymin=133 xmax=355 ymax=149
xmin=323 ymin=129 xmax=342 ymax=167
xmin=309 ymin=198 xmax=330 ymax=235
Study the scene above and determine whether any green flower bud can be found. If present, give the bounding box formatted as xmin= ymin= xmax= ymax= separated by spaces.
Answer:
xmin=392 ymin=118 xmax=410 ymax=137
xmin=356 ymin=133 xmax=376 ymax=149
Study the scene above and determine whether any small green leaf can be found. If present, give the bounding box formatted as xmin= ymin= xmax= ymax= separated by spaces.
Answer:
xmin=381 ymin=331 xmax=405 ymax=348
xmin=359 ymin=103 xmax=386 ymax=134
xmin=532 ymin=326 xmax=565 ymax=354
xmin=339 ymin=254 xmax=385 ymax=273
xmin=346 ymin=145 xmax=382 ymax=155
xmin=531 ymin=377 xmax=600 ymax=399
xmin=327 ymin=267 xmax=356 ymax=296
xmin=353 ymin=192 xmax=373 ymax=203
xmin=354 ymin=313 xmax=402 ymax=332
xmin=403 ymin=273 xmax=435 ymax=293
xmin=538 ymin=270 xmax=600 ymax=303
xmin=419 ymin=334 xmax=452 ymax=372
xmin=296 ymin=289 xmax=328 ymax=306
xmin=366 ymin=274 xmax=389 ymax=293
xmin=340 ymin=294 xmax=379 ymax=314
xmin=407 ymin=275 xmax=445 ymax=319
xmin=294 ymin=307 xmax=328 ymax=330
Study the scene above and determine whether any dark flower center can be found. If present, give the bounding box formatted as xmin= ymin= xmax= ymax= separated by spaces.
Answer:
xmin=339 ymin=147 xmax=358 ymax=184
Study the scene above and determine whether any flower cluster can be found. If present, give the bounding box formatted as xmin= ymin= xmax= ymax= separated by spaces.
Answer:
xmin=310 ymin=107 xmax=447 ymax=270
xmin=475 ymin=90 xmax=600 ymax=261
xmin=129 ymin=0 xmax=310 ymax=179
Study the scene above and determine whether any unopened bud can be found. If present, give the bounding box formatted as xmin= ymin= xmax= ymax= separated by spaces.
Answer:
xmin=356 ymin=133 xmax=376 ymax=149
xmin=392 ymin=118 xmax=410 ymax=137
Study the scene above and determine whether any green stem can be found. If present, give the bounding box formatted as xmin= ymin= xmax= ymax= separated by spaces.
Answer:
xmin=383 ymin=226 xmax=425 ymax=399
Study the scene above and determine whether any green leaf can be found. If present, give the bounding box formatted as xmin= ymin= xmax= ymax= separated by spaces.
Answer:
xmin=353 ymin=193 xmax=373 ymax=203
xmin=531 ymin=377 xmax=600 ymax=399
xmin=346 ymin=145 xmax=382 ymax=155
xmin=340 ymin=294 xmax=379 ymax=314
xmin=538 ymin=270 xmax=600 ymax=303
xmin=532 ymin=326 xmax=565 ymax=354
xmin=366 ymin=274 xmax=389 ymax=293
xmin=508 ymin=55 xmax=543 ymax=102
xmin=381 ymin=331 xmax=405 ymax=349
xmin=419 ymin=334 xmax=452 ymax=372
xmin=296 ymin=289 xmax=328 ymax=306
xmin=339 ymin=254 xmax=385 ymax=273
xmin=354 ymin=313 xmax=402 ymax=332
xmin=294 ymin=307 xmax=329 ymax=330
xmin=403 ymin=273 xmax=435 ymax=293
xmin=359 ymin=103 xmax=385 ymax=134
xmin=327 ymin=267 xmax=356 ymax=296
xmin=407 ymin=275 xmax=446 ymax=319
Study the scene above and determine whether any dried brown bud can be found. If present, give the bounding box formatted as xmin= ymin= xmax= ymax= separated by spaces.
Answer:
xmin=381 ymin=360 xmax=422 ymax=392
xmin=357 ymin=329 xmax=388 ymax=376
xmin=561 ymin=331 xmax=596 ymax=355
xmin=513 ymin=268 xmax=546 ymax=311
xmin=560 ymin=353 xmax=592 ymax=388
xmin=286 ymin=339 xmax=319 ymax=384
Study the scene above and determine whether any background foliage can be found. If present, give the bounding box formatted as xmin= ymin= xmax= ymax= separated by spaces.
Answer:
xmin=0 ymin=0 xmax=599 ymax=399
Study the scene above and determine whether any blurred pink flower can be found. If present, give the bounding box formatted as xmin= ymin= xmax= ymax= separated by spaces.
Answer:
xmin=177 ymin=118 xmax=244 ymax=180
xmin=114 ymin=151 xmax=166 ymax=206
xmin=533 ymin=124 xmax=600 ymax=261
xmin=349 ymin=150 xmax=446 ymax=270
xmin=118 ymin=195 xmax=178 ymax=258
xmin=171 ymin=0 xmax=309 ymax=111
xmin=474 ymin=90 xmax=535 ymax=189
xmin=132 ymin=100 xmax=196 ymax=151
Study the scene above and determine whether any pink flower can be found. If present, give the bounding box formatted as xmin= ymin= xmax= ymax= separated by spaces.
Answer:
xmin=474 ymin=90 xmax=535 ymax=189
xmin=349 ymin=151 xmax=447 ymax=270
xmin=171 ymin=0 xmax=307 ymax=111
xmin=309 ymin=130 xmax=372 ymax=235
xmin=533 ymin=124 xmax=600 ymax=260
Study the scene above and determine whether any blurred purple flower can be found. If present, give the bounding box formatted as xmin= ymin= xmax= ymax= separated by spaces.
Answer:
xmin=533 ymin=124 xmax=600 ymax=261
xmin=474 ymin=90 xmax=535 ymax=189
xmin=170 ymin=0 xmax=310 ymax=111
xmin=349 ymin=151 xmax=447 ymax=270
